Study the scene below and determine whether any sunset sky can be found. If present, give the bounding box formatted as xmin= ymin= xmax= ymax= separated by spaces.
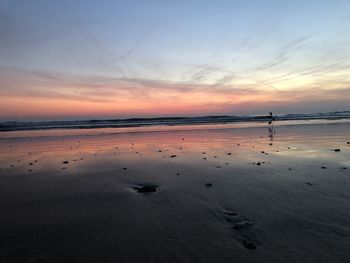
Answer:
xmin=1 ymin=0 xmax=350 ymax=121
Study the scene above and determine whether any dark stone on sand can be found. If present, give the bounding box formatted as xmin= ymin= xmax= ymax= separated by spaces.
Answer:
xmin=123 ymin=167 xmax=128 ymax=170
xmin=288 ymin=168 xmax=292 ymax=171
xmin=136 ymin=185 xmax=158 ymax=193
xmin=29 ymin=163 xmax=33 ymax=166
xmin=202 ymin=152 xmax=206 ymax=154
xmin=28 ymin=170 xmax=32 ymax=172
xmin=63 ymin=161 xmax=69 ymax=164
xmin=214 ymin=156 xmax=217 ymax=158
xmin=334 ymin=149 xmax=341 ymax=152
xmin=176 ymin=172 xmax=180 ymax=176
xmin=203 ymin=157 xmax=207 ymax=160
xmin=339 ymin=167 xmax=347 ymax=170
xmin=227 ymin=152 xmax=232 ymax=155
xmin=261 ymin=151 xmax=265 ymax=153
xmin=269 ymin=143 xmax=273 ymax=146
xmin=170 ymin=155 xmax=177 ymax=158
xmin=205 ymin=183 xmax=213 ymax=187
xmin=256 ymin=162 xmax=261 ymax=166
xmin=242 ymin=238 xmax=257 ymax=250
xmin=62 ymin=167 xmax=67 ymax=170
xmin=306 ymin=182 xmax=312 ymax=186
xmin=321 ymin=166 xmax=327 ymax=169
xmin=347 ymin=142 xmax=350 ymax=144
xmin=215 ymin=166 xmax=221 ymax=168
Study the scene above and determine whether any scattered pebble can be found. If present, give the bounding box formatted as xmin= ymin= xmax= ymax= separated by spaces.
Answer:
xmin=242 ymin=239 xmax=257 ymax=250
xmin=136 ymin=185 xmax=158 ymax=193
xmin=170 ymin=155 xmax=177 ymax=158
xmin=334 ymin=149 xmax=341 ymax=152
xmin=205 ymin=183 xmax=213 ymax=187
xmin=63 ymin=161 xmax=69 ymax=164
xmin=256 ymin=162 xmax=261 ymax=166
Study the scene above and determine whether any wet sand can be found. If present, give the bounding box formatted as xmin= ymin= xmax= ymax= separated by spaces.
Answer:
xmin=0 ymin=122 xmax=350 ymax=262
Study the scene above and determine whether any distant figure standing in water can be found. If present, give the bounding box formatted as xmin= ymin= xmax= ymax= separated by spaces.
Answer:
xmin=268 ymin=112 xmax=275 ymax=140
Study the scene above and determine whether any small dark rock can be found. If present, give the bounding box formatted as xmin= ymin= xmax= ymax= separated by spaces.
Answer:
xmin=306 ymin=182 xmax=312 ymax=186
xmin=63 ymin=161 xmax=69 ymax=164
xmin=205 ymin=183 xmax=213 ymax=187
xmin=170 ymin=155 xmax=177 ymax=158
xmin=137 ymin=185 xmax=158 ymax=193
xmin=256 ymin=162 xmax=261 ymax=166
xmin=227 ymin=152 xmax=232 ymax=155
xmin=123 ymin=167 xmax=128 ymax=170
xmin=242 ymin=238 xmax=257 ymax=250
xmin=321 ymin=166 xmax=327 ymax=169
xmin=334 ymin=149 xmax=341 ymax=152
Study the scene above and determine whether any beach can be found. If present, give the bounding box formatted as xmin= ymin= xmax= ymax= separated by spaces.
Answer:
xmin=0 ymin=121 xmax=349 ymax=263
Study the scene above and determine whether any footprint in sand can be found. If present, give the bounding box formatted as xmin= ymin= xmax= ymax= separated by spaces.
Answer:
xmin=222 ymin=209 xmax=259 ymax=250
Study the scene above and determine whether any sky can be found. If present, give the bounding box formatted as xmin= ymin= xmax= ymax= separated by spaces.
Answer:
xmin=0 ymin=0 xmax=350 ymax=121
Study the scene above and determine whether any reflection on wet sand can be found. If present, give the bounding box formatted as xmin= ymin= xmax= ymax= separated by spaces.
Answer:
xmin=0 ymin=122 xmax=350 ymax=262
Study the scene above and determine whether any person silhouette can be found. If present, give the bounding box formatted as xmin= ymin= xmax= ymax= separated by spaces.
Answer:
xmin=268 ymin=112 xmax=275 ymax=140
